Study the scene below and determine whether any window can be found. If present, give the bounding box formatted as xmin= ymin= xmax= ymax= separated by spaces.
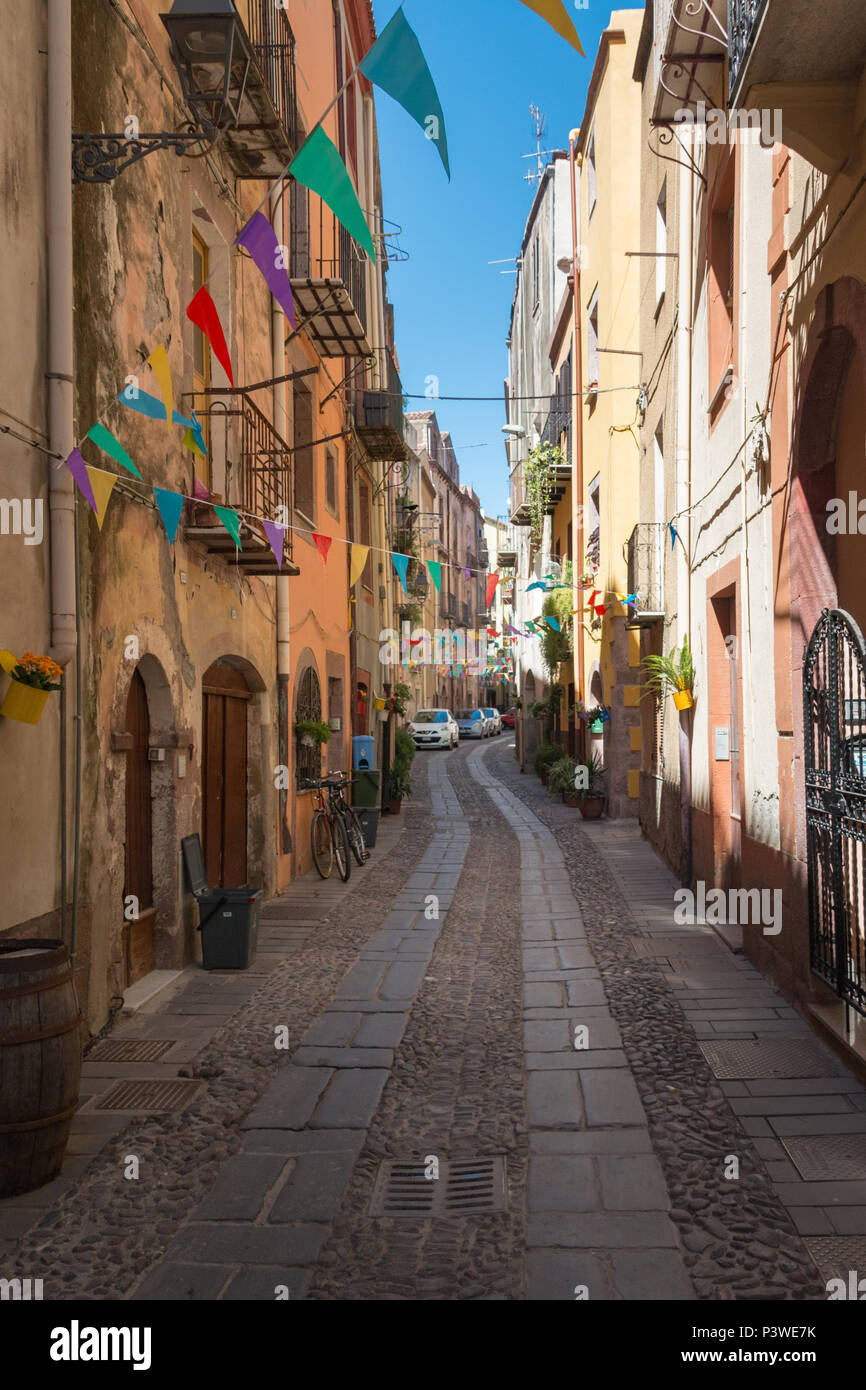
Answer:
xmin=586 ymin=130 xmax=597 ymax=219
xmin=655 ymin=180 xmax=667 ymax=311
xmin=356 ymin=681 xmax=369 ymax=734
xmin=290 ymin=180 xmax=310 ymax=277
xmin=531 ymin=237 xmax=540 ymax=309
xmin=707 ymin=151 xmax=737 ymax=421
xmin=358 ymin=480 xmax=373 ymax=588
xmin=293 ymin=380 xmax=314 ymax=520
xmin=586 ymin=474 xmax=601 ymax=572
xmin=587 ymin=289 xmax=599 ymax=388
xmin=192 ymin=230 xmax=211 ymax=481
xmin=295 ymin=665 xmax=322 ymax=789
xmin=325 ymin=447 xmax=339 ymax=518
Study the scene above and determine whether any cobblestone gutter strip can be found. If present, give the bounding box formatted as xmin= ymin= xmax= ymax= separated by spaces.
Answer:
xmin=308 ymin=747 xmax=527 ymax=1301
xmin=4 ymin=783 xmax=434 ymax=1301
xmin=485 ymin=742 xmax=824 ymax=1301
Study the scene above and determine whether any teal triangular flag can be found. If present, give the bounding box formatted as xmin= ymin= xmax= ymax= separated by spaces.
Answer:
xmin=87 ymin=422 xmax=142 ymax=478
xmin=153 ymin=486 xmax=184 ymax=544
xmin=289 ymin=127 xmax=376 ymax=262
xmin=214 ymin=504 xmax=242 ymax=548
xmin=392 ymin=551 xmax=410 ymax=592
xmin=427 ymin=559 xmax=441 ymax=593
xmin=546 ymin=616 xmax=561 ymax=631
xmin=360 ymin=7 xmax=450 ymax=179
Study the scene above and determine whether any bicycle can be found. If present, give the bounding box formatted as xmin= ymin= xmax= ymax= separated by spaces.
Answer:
xmin=309 ymin=778 xmax=351 ymax=881
xmin=324 ymin=772 xmax=369 ymax=869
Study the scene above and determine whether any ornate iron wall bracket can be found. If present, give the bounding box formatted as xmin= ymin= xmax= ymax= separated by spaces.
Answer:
xmin=72 ymin=127 xmax=216 ymax=184
xmin=648 ymin=123 xmax=708 ymax=188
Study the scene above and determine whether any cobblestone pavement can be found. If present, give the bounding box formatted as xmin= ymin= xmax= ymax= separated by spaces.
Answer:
xmin=4 ymin=735 xmax=865 ymax=1299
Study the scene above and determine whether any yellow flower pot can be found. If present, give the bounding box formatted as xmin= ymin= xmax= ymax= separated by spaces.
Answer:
xmin=672 ymin=689 xmax=694 ymax=711
xmin=1 ymin=679 xmax=51 ymax=725
xmin=373 ymin=697 xmax=387 ymax=711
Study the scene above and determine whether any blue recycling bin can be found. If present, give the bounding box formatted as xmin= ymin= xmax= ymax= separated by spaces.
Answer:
xmin=352 ymin=735 xmax=375 ymax=770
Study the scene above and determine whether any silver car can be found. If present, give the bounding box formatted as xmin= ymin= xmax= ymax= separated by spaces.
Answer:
xmin=482 ymin=707 xmax=502 ymax=736
xmin=456 ymin=708 xmax=487 ymax=739
xmin=407 ymin=709 xmax=459 ymax=749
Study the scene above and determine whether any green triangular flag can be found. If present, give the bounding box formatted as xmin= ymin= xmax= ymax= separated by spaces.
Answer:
xmin=289 ymin=127 xmax=376 ymax=263
xmin=214 ymin=504 xmax=242 ymax=548
xmin=86 ymin=422 xmax=141 ymax=478
xmin=427 ymin=560 xmax=441 ymax=593
xmin=360 ymin=7 xmax=450 ymax=178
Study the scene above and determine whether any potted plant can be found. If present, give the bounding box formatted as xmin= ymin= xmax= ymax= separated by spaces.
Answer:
xmin=388 ymin=728 xmax=415 ymax=813
xmin=533 ymin=740 xmax=561 ymax=785
xmin=547 ymin=755 xmax=580 ymax=805
xmin=388 ymin=681 xmax=411 ymax=718
xmin=574 ymin=752 xmax=606 ymax=818
xmin=294 ymin=719 xmax=332 ymax=749
xmin=0 ymin=650 xmax=63 ymax=725
xmin=641 ymin=635 xmax=695 ymax=711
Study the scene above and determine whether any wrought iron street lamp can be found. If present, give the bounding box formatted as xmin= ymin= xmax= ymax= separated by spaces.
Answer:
xmin=72 ymin=0 xmax=252 ymax=184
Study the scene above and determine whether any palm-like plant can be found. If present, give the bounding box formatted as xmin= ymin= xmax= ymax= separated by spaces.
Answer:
xmin=641 ymin=635 xmax=695 ymax=702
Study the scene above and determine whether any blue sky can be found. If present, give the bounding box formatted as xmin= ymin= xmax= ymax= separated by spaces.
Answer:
xmin=369 ymin=1 xmax=641 ymax=518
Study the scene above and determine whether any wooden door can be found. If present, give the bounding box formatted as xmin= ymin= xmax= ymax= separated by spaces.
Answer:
xmin=124 ymin=668 xmax=155 ymax=986
xmin=202 ymin=664 xmax=250 ymax=887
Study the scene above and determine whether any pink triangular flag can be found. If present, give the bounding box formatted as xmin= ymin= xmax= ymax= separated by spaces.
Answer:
xmin=262 ymin=520 xmax=285 ymax=570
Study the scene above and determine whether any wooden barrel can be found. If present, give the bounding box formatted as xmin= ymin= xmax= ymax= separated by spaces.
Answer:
xmin=0 ymin=939 xmax=82 ymax=1198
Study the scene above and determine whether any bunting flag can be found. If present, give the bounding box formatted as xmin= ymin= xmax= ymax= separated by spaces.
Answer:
xmin=486 ymin=572 xmax=500 ymax=608
xmin=359 ymin=6 xmax=450 ymax=178
xmin=65 ymin=448 xmax=97 ymax=512
xmin=392 ymin=552 xmax=411 ymax=592
xmin=118 ymin=387 xmax=196 ymax=430
xmin=85 ymin=467 xmax=118 ymax=531
xmin=462 ymin=567 xmax=471 ymax=581
xmin=214 ymin=504 xmax=242 ymax=548
xmin=350 ymin=543 xmax=370 ymax=587
xmin=670 ymin=522 xmax=677 ymax=551
xmin=153 ymin=486 xmax=184 ymax=543
xmin=189 ymin=411 xmax=207 ymax=455
xmin=545 ymin=616 xmax=561 ymax=631
xmin=427 ymin=559 xmax=441 ymax=593
xmin=527 ymin=580 xmax=547 ymax=592
xmin=184 ymin=428 xmax=206 ymax=457
xmin=147 ymin=345 xmax=173 ymax=435
xmin=192 ymin=476 xmax=211 ymax=501
xmin=236 ymin=211 xmax=296 ymax=331
xmin=313 ymin=532 xmax=332 ymax=565
xmin=262 ymin=520 xmax=285 ymax=570
xmin=517 ymin=0 xmax=585 ymax=54
xmin=186 ymin=286 xmax=234 ymax=386
xmin=289 ymin=128 xmax=376 ymax=263
xmin=86 ymin=423 xmax=141 ymax=479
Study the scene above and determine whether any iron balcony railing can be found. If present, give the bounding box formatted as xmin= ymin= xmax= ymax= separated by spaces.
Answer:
xmin=187 ymin=393 xmax=294 ymax=558
xmin=626 ymin=523 xmax=664 ymax=622
xmin=727 ymin=0 xmax=767 ymax=97
xmin=243 ymin=0 xmax=299 ymax=151
xmin=291 ymin=203 xmax=368 ymax=337
xmin=361 ymin=347 xmax=404 ymax=441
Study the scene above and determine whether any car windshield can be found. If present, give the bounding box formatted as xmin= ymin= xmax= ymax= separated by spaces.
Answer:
xmin=415 ymin=711 xmax=446 ymax=723
xmin=457 ymin=710 xmax=480 ymax=720
xmin=483 ymin=709 xmax=496 ymax=717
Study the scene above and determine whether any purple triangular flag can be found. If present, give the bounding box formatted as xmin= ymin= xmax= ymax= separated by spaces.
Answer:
xmin=193 ymin=475 xmax=210 ymax=501
xmin=462 ymin=567 xmax=471 ymax=580
xmin=66 ymin=447 xmax=97 ymax=513
xmin=236 ymin=212 xmax=296 ymax=330
xmin=262 ymin=520 xmax=285 ymax=570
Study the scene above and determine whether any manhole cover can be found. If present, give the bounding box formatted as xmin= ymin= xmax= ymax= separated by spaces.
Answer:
xmin=88 ymin=1039 xmax=177 ymax=1063
xmin=699 ymin=1039 xmax=835 ymax=1079
xmin=631 ymin=935 xmax=717 ymax=957
xmin=783 ymin=1134 xmax=866 ymax=1181
xmin=369 ymin=1157 xmax=507 ymax=1217
xmin=805 ymin=1236 xmax=866 ymax=1287
xmin=91 ymin=1079 xmax=202 ymax=1113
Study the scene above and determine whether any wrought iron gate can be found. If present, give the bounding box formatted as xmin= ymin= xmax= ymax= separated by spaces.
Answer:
xmin=804 ymin=608 xmax=866 ymax=1016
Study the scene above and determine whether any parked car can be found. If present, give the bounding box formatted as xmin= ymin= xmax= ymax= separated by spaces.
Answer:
xmin=482 ymin=707 xmax=502 ymax=736
xmin=407 ymin=709 xmax=458 ymax=750
xmin=456 ymin=708 xmax=488 ymax=739
xmin=501 ymin=707 xmax=518 ymax=729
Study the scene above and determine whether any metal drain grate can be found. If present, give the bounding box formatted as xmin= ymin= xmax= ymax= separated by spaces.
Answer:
xmin=91 ymin=1079 xmax=202 ymax=1113
xmin=805 ymin=1236 xmax=866 ymax=1286
xmin=783 ymin=1134 xmax=866 ymax=1182
xmin=369 ymin=1157 xmax=507 ymax=1217
xmin=699 ymin=1038 xmax=835 ymax=1079
xmin=87 ymin=1038 xmax=177 ymax=1063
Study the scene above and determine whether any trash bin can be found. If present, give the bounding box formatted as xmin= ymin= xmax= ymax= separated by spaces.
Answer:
xmin=355 ymin=806 xmax=379 ymax=850
xmin=181 ymin=834 xmax=262 ymax=971
xmin=352 ymin=768 xmax=380 ymax=807
xmin=352 ymin=735 xmax=376 ymax=770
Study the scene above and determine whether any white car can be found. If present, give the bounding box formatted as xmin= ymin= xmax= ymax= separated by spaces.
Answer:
xmin=407 ymin=709 xmax=459 ymax=750
xmin=482 ymin=707 xmax=502 ymax=736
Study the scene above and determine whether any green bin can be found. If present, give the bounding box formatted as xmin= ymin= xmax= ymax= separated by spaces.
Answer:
xmin=352 ymin=769 xmax=380 ymax=808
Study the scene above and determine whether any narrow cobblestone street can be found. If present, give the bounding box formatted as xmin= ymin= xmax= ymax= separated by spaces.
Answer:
xmin=2 ymin=739 xmax=863 ymax=1301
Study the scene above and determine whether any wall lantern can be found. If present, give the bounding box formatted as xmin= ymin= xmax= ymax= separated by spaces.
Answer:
xmin=72 ymin=0 xmax=251 ymax=183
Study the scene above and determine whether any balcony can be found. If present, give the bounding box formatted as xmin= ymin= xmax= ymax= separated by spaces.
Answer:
xmin=650 ymin=0 xmax=728 ymax=129
xmin=626 ymin=524 xmax=664 ymax=627
xmin=727 ymin=0 xmax=866 ymax=172
xmin=219 ymin=0 xmax=300 ymax=178
xmin=355 ymin=348 xmax=407 ymax=462
xmin=184 ymin=393 xmax=299 ymax=576
xmin=290 ymin=214 xmax=371 ymax=358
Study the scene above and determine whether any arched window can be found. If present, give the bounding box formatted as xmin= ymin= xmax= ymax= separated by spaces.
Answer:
xmin=295 ymin=665 xmax=322 ymax=788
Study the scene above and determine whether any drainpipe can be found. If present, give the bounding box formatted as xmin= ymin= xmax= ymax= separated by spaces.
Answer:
xmin=677 ymin=133 xmax=695 ymax=887
xmin=47 ymin=0 xmax=78 ymax=952
xmin=569 ymin=130 xmax=585 ymax=763
xmin=272 ymin=189 xmax=291 ymax=859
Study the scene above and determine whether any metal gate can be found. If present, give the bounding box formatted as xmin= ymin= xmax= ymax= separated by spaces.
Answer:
xmin=804 ymin=608 xmax=866 ymax=1016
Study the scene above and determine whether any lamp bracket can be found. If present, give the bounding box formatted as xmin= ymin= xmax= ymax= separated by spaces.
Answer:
xmin=72 ymin=126 xmax=216 ymax=184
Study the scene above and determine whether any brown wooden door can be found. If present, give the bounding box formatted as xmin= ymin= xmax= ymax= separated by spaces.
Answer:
xmin=202 ymin=664 xmax=249 ymax=888
xmin=124 ymin=668 xmax=155 ymax=986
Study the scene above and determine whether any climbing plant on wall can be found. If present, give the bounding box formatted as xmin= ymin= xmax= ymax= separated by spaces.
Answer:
xmin=525 ymin=442 xmax=561 ymax=550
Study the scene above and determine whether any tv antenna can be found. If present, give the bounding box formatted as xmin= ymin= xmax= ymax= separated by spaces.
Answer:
xmin=523 ymin=104 xmax=551 ymax=188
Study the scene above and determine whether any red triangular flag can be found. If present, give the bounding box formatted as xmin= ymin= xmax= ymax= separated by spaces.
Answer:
xmin=486 ymin=572 xmax=500 ymax=608
xmin=313 ymin=532 xmax=332 ymax=564
xmin=186 ymin=286 xmax=234 ymax=387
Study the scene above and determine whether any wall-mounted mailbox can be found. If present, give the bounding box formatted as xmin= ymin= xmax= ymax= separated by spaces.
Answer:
xmin=714 ymin=726 xmax=730 ymax=762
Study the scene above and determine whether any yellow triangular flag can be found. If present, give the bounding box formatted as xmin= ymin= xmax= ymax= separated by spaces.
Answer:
xmin=148 ymin=344 xmax=173 ymax=434
xmin=183 ymin=427 xmax=205 ymax=457
xmin=350 ymin=543 xmax=370 ymax=588
xmin=85 ymin=466 xmax=118 ymax=531
xmin=518 ymin=0 xmax=585 ymax=55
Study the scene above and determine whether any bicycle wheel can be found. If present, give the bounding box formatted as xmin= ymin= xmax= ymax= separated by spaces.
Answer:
xmin=344 ymin=807 xmax=368 ymax=867
xmin=331 ymin=810 xmax=351 ymax=882
xmin=311 ymin=810 xmax=333 ymax=879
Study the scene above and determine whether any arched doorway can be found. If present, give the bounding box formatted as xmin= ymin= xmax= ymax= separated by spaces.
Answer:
xmin=202 ymin=661 xmax=252 ymax=888
xmin=124 ymin=668 xmax=154 ymax=986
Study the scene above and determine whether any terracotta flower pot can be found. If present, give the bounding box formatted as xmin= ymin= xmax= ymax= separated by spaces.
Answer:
xmin=564 ymin=792 xmax=580 ymax=808
xmin=388 ymin=798 xmax=402 ymax=815
xmin=540 ymin=771 xmax=549 ymax=786
xmin=578 ymin=795 xmax=605 ymax=820
xmin=0 ymin=680 xmax=51 ymax=725
xmin=673 ymin=689 xmax=694 ymax=711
